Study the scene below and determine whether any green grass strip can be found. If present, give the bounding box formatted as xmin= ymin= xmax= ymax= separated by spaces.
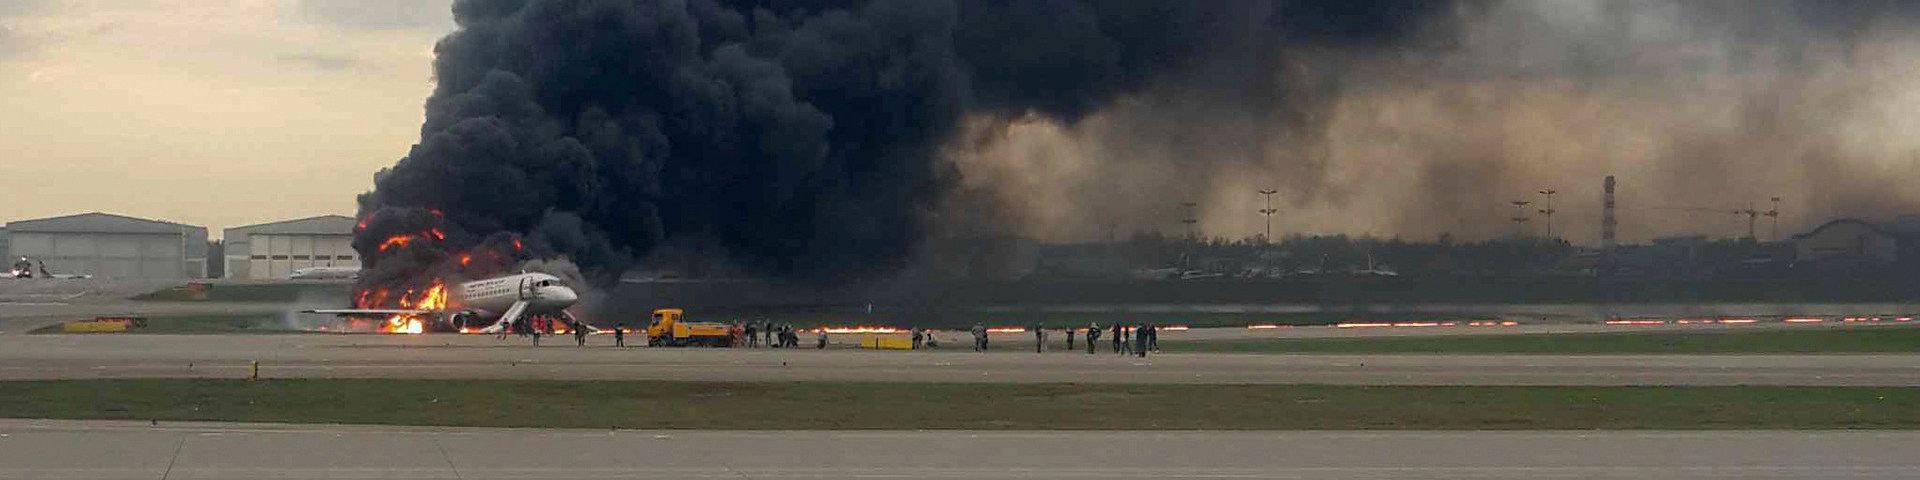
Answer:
xmin=1167 ymin=326 xmax=1920 ymax=354
xmin=2 ymin=379 xmax=1915 ymax=430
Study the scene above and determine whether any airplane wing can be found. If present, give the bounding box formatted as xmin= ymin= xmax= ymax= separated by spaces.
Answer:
xmin=302 ymin=308 xmax=437 ymax=316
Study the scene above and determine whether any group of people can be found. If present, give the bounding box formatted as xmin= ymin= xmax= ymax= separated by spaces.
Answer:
xmin=910 ymin=328 xmax=940 ymax=349
xmin=1089 ymin=322 xmax=1158 ymax=356
xmin=739 ymin=320 xmax=813 ymax=348
xmin=958 ymin=322 xmax=1156 ymax=355
xmin=503 ymin=315 xmax=567 ymax=345
xmin=502 ymin=315 xmax=612 ymax=348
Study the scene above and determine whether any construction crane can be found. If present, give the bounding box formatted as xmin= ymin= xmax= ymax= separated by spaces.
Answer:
xmin=1654 ymin=202 xmax=1780 ymax=240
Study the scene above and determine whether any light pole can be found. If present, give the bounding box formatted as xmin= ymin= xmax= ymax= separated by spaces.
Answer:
xmin=1258 ymin=189 xmax=1278 ymax=243
xmin=1510 ymin=200 xmax=1532 ymax=238
xmin=1766 ymin=197 xmax=1781 ymax=241
xmin=1181 ymin=202 xmax=1199 ymax=240
xmin=1537 ymin=189 xmax=1557 ymax=239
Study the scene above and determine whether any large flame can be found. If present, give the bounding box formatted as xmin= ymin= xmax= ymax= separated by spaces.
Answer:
xmin=353 ymin=282 xmax=448 ymax=335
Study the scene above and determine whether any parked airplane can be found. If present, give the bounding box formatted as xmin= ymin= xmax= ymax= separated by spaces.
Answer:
xmin=290 ymin=266 xmax=360 ymax=280
xmin=303 ymin=272 xmax=581 ymax=334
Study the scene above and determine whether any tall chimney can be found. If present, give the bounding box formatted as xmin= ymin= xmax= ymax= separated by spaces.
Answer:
xmin=1602 ymin=175 xmax=1617 ymax=274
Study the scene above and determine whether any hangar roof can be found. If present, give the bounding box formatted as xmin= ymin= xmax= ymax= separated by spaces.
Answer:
xmin=4 ymin=212 xmax=205 ymax=235
xmin=225 ymin=215 xmax=355 ymax=237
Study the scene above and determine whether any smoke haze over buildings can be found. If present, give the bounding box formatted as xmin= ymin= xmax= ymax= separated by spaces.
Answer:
xmin=357 ymin=0 xmax=1920 ymax=284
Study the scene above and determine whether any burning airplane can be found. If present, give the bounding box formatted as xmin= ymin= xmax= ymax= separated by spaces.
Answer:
xmin=305 ymin=272 xmax=580 ymax=334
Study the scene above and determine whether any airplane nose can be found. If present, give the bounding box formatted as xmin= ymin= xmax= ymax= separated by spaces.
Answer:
xmin=551 ymin=287 xmax=578 ymax=304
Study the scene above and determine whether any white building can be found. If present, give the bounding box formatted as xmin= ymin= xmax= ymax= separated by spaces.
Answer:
xmin=223 ymin=215 xmax=358 ymax=279
xmin=3 ymin=212 xmax=207 ymax=279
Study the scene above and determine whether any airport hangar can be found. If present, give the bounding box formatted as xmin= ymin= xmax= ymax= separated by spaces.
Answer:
xmin=2 ymin=212 xmax=207 ymax=279
xmin=223 ymin=215 xmax=357 ymax=280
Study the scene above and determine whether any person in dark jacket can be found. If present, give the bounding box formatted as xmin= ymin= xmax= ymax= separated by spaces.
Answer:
xmin=1134 ymin=323 xmax=1148 ymax=357
xmin=614 ymin=323 xmax=626 ymax=347
xmin=1111 ymin=323 xmax=1124 ymax=355
xmin=1146 ymin=324 xmax=1159 ymax=352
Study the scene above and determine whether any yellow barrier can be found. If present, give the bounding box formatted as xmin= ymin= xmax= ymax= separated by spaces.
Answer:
xmin=63 ymin=321 xmax=129 ymax=333
xmin=859 ymin=335 xmax=914 ymax=350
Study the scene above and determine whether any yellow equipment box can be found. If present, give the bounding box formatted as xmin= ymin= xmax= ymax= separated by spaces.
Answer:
xmin=860 ymin=335 xmax=913 ymax=350
xmin=63 ymin=321 xmax=129 ymax=333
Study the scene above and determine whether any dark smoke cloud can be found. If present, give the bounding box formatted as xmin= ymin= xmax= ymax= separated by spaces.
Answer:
xmin=367 ymin=0 xmax=1920 ymax=288
xmin=357 ymin=0 xmax=1467 ymax=286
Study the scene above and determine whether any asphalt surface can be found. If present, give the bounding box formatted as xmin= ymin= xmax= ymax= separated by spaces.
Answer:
xmin=0 ymin=419 xmax=1913 ymax=479
xmin=2 ymin=333 xmax=1918 ymax=385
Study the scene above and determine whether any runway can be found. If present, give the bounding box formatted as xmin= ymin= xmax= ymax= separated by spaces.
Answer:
xmin=0 ymin=419 xmax=1914 ymax=479
xmin=1 ymin=333 xmax=1917 ymax=385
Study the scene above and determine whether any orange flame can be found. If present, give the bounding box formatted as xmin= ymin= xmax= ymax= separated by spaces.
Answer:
xmin=818 ymin=326 xmax=900 ymax=334
xmin=459 ymin=254 xmax=472 ymax=266
xmin=378 ymin=235 xmax=416 ymax=252
xmin=429 ymin=229 xmax=446 ymax=240
xmin=367 ymin=283 xmax=447 ymax=335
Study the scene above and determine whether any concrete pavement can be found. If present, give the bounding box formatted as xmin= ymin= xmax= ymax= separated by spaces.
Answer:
xmin=0 ymin=333 xmax=1918 ymax=385
xmin=0 ymin=420 xmax=1915 ymax=479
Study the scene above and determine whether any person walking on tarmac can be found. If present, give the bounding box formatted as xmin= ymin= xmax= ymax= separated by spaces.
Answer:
xmin=1146 ymin=323 xmax=1159 ymax=353
xmin=970 ymin=323 xmax=987 ymax=352
xmin=614 ymin=323 xmax=626 ymax=347
xmin=1134 ymin=323 xmax=1149 ymax=358
xmin=1033 ymin=323 xmax=1046 ymax=353
xmin=912 ymin=328 xmax=924 ymax=349
xmin=744 ymin=322 xmax=759 ymax=348
xmin=574 ymin=322 xmax=588 ymax=347
xmin=1066 ymin=326 xmax=1075 ymax=352
xmin=1086 ymin=323 xmax=1101 ymax=354
xmin=1111 ymin=323 xmax=1124 ymax=355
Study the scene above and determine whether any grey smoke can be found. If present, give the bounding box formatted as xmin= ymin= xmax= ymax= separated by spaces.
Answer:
xmin=961 ymin=0 xmax=1920 ymax=244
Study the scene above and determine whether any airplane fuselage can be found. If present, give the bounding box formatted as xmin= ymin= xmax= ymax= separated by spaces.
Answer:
xmin=448 ymin=272 xmax=579 ymax=331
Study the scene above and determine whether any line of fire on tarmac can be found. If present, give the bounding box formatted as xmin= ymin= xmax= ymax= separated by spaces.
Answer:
xmin=340 ymin=315 xmax=1916 ymax=335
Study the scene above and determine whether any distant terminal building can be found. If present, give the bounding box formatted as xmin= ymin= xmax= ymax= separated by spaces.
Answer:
xmin=2 ymin=212 xmax=207 ymax=279
xmin=223 ymin=215 xmax=358 ymax=280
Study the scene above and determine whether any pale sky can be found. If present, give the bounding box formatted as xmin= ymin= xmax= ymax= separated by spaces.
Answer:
xmin=0 ymin=0 xmax=455 ymax=237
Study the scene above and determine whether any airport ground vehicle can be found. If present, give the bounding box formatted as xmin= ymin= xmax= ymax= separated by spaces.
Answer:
xmin=646 ymin=308 xmax=736 ymax=347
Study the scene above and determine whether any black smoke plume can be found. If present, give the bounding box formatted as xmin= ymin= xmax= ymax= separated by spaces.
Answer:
xmin=353 ymin=0 xmax=1467 ymax=292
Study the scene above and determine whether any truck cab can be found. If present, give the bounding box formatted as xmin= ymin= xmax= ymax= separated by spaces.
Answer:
xmin=646 ymin=308 xmax=734 ymax=347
